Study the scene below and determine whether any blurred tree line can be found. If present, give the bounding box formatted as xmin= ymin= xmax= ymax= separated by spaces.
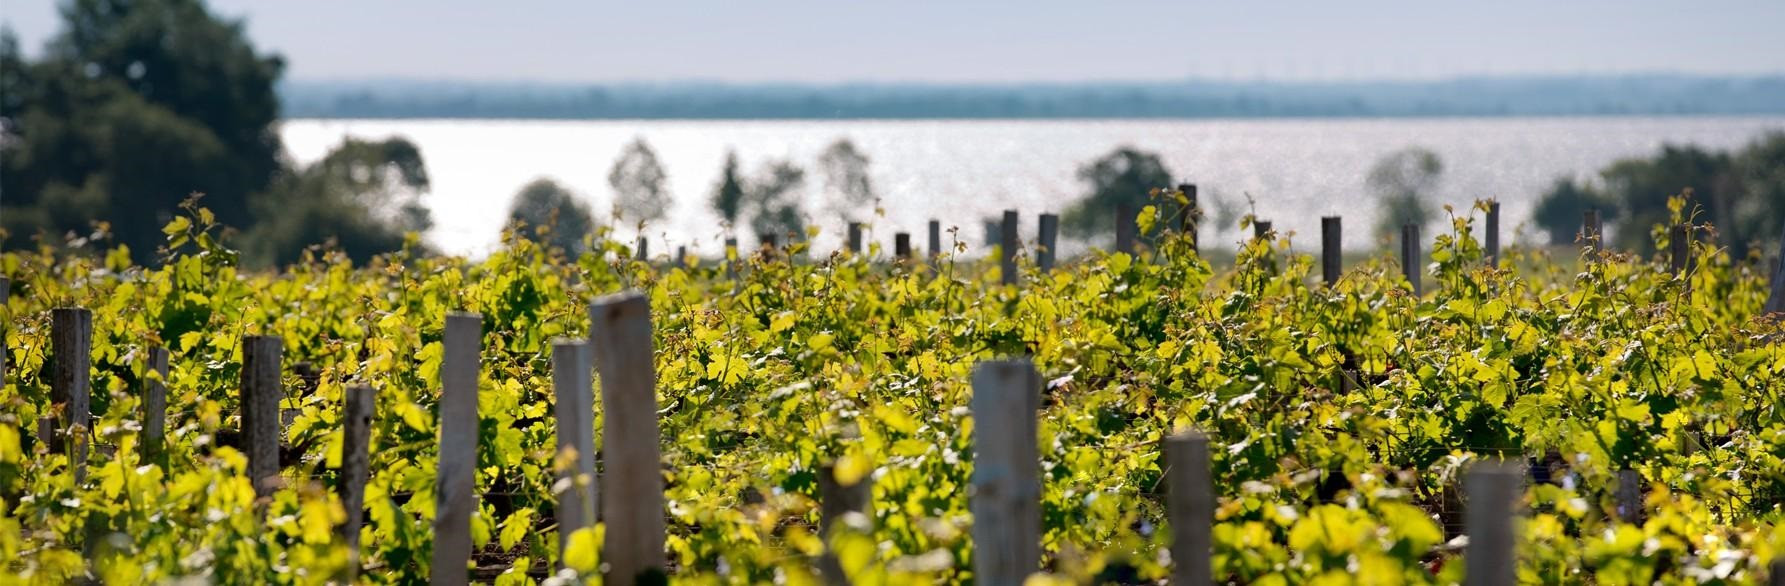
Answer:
xmin=1534 ymin=132 xmax=1785 ymax=256
xmin=1 ymin=0 xmax=430 ymax=266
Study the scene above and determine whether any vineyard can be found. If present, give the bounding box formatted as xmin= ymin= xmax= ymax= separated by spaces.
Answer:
xmin=4 ymin=195 xmax=1785 ymax=585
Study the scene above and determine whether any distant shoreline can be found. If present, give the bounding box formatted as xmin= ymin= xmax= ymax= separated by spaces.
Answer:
xmin=281 ymin=74 xmax=1785 ymax=120
xmin=280 ymin=114 xmax=1785 ymax=123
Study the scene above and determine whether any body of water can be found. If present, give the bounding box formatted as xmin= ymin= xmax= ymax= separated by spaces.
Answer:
xmin=282 ymin=117 xmax=1785 ymax=257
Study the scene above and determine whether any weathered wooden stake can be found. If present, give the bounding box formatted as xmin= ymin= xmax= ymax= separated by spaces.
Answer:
xmin=1765 ymin=221 xmax=1785 ymax=315
xmin=1115 ymin=204 xmax=1137 ymax=254
xmin=847 ymin=222 xmax=864 ymax=255
xmin=590 ymin=292 xmax=668 ymax=583
xmin=1616 ymin=468 xmax=1643 ymax=524
xmin=725 ymin=237 xmax=740 ymax=280
xmin=1485 ymin=201 xmax=1501 ymax=265
xmin=36 ymin=416 xmax=56 ymax=453
xmin=1000 ymin=210 xmax=1020 ymax=286
xmin=928 ymin=220 xmax=942 ymax=260
xmin=817 ymin=463 xmax=871 ymax=586
xmin=969 ymin=360 xmax=1041 ymax=585
xmin=53 ymin=308 xmax=92 ymax=482
xmin=241 ymin=335 xmax=283 ymax=498
xmin=431 ymin=314 xmax=481 ymax=585
xmin=894 ymin=232 xmax=912 ymax=259
xmin=1166 ymin=432 xmax=1213 ymax=586
xmin=1582 ymin=209 xmax=1602 ymax=255
xmin=340 ymin=384 xmax=374 ymax=572
xmin=1465 ymin=461 xmax=1521 ymax=586
xmin=1178 ymin=183 xmax=1199 ymax=253
xmin=1037 ymin=213 xmax=1059 ymax=272
xmin=1402 ymin=224 xmax=1423 ymax=297
xmin=142 ymin=348 xmax=170 ymax=463
xmin=675 ymin=245 xmax=687 ymax=266
xmin=552 ymin=339 xmax=598 ymax=563
xmin=1253 ymin=220 xmax=1272 ymax=240
xmin=1321 ymin=216 xmax=1342 ymax=286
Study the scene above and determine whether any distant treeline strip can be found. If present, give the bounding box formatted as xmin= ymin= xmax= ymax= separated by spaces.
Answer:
xmin=281 ymin=75 xmax=1785 ymax=119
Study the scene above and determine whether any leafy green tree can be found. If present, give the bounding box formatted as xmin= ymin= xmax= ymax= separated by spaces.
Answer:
xmin=711 ymin=150 xmax=746 ymax=227
xmin=242 ymin=137 xmax=432 ymax=266
xmin=1063 ymin=147 xmax=1177 ymax=238
xmin=818 ymin=138 xmax=875 ymax=223
xmin=507 ymin=178 xmax=596 ymax=255
xmin=608 ymin=137 xmax=669 ymax=227
xmin=1367 ymin=148 xmax=1443 ymax=241
xmin=747 ymin=160 xmax=807 ymax=243
xmin=1 ymin=0 xmax=284 ymax=260
xmin=1533 ymin=178 xmax=1620 ymax=245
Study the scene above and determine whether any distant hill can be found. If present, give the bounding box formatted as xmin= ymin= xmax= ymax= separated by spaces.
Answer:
xmin=281 ymin=75 xmax=1785 ymax=119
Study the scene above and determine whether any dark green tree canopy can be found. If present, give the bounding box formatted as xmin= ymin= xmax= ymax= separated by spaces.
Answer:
xmin=4 ymin=0 xmax=429 ymax=267
xmin=242 ymin=137 xmax=433 ymax=266
xmin=818 ymin=138 xmax=875 ymax=224
xmin=507 ymin=177 xmax=596 ymax=255
xmin=1062 ymin=146 xmax=1176 ymax=238
xmin=747 ymin=160 xmax=808 ymax=243
xmin=711 ymin=150 xmax=746 ymax=227
xmin=609 ymin=137 xmax=669 ymax=228
xmin=1367 ymin=147 xmax=1443 ymax=241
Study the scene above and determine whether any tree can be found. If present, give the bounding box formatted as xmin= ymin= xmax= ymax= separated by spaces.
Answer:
xmin=507 ymin=178 xmax=596 ymax=255
xmin=747 ymin=160 xmax=807 ymax=243
xmin=608 ymin=137 xmax=669 ymax=227
xmin=1 ymin=0 xmax=285 ymax=260
xmin=711 ymin=150 xmax=747 ymax=227
xmin=242 ymin=137 xmax=433 ymax=266
xmin=1062 ymin=147 xmax=1176 ymax=238
xmin=1367 ymin=148 xmax=1444 ymax=241
xmin=1533 ymin=178 xmax=1620 ymax=245
xmin=818 ymin=138 xmax=875 ymax=223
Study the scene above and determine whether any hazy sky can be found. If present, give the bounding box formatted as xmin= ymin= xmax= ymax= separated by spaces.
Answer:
xmin=7 ymin=0 xmax=1785 ymax=83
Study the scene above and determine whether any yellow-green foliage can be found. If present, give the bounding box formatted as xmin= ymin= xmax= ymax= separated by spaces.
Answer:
xmin=1 ymin=200 xmax=1782 ymax=585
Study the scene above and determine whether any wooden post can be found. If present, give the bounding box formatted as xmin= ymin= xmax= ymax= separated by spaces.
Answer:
xmin=1178 ymin=183 xmax=1199 ymax=253
xmin=635 ymin=236 xmax=649 ymax=261
xmin=725 ymin=237 xmax=740 ymax=280
xmin=1166 ymin=432 xmax=1213 ymax=586
xmin=1115 ymin=204 xmax=1137 ymax=254
xmin=552 ymin=339 xmax=598 ymax=563
xmin=1321 ymin=216 xmax=1342 ymax=286
xmin=1037 ymin=214 xmax=1059 ymax=272
xmin=847 ymin=222 xmax=864 ymax=255
xmin=1465 ymin=461 xmax=1521 ymax=586
xmin=340 ymin=384 xmax=374 ymax=572
xmin=1765 ymin=221 xmax=1785 ymax=315
xmin=1616 ymin=468 xmax=1643 ymax=524
xmin=1669 ymin=224 xmax=1690 ymax=275
xmin=1253 ymin=220 xmax=1272 ymax=240
xmin=142 ymin=348 xmax=170 ymax=464
xmin=589 ymin=292 xmax=667 ymax=583
xmin=1772 ymin=559 xmax=1785 ymax=586
xmin=1000 ymin=210 xmax=1020 ymax=286
xmin=1582 ymin=209 xmax=1601 ymax=254
xmin=53 ymin=308 xmax=92 ymax=482
xmin=969 ymin=360 xmax=1040 ymax=585
xmin=894 ymin=232 xmax=912 ymax=260
xmin=1402 ymin=224 xmax=1422 ymax=297
xmin=817 ymin=463 xmax=871 ymax=586
xmin=928 ymin=220 xmax=942 ymax=260
xmin=762 ymin=233 xmax=780 ymax=252
xmin=1485 ymin=201 xmax=1501 ymax=265
xmin=431 ymin=313 xmax=481 ymax=585
xmin=675 ymin=245 xmax=687 ymax=266
xmin=241 ymin=335 xmax=283 ymax=498
xmin=36 ymin=416 xmax=56 ymax=453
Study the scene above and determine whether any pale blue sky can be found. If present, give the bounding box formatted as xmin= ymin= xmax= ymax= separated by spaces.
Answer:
xmin=6 ymin=0 xmax=1785 ymax=83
